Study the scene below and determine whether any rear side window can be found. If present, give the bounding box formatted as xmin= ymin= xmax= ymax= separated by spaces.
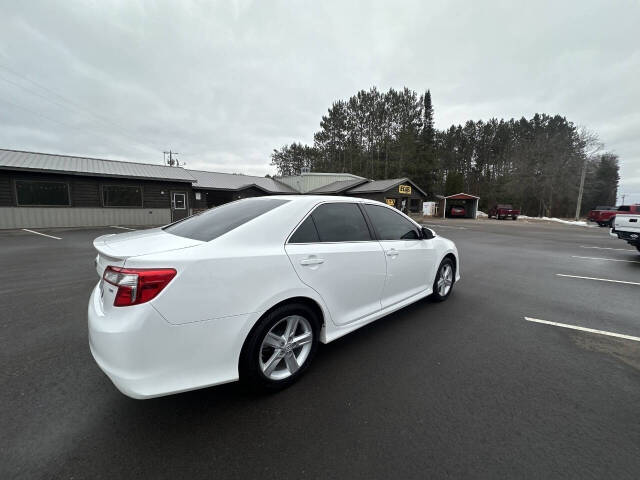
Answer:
xmin=364 ymin=204 xmax=420 ymax=240
xmin=307 ymin=203 xmax=372 ymax=242
xmin=164 ymin=198 xmax=289 ymax=241
xmin=289 ymin=216 xmax=320 ymax=243
xmin=618 ymin=206 xmax=630 ymax=212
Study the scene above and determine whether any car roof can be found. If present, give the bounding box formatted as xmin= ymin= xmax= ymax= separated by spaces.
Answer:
xmin=267 ymin=194 xmax=386 ymax=206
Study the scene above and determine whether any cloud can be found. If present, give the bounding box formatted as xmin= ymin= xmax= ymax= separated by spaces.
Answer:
xmin=0 ymin=0 xmax=637 ymax=197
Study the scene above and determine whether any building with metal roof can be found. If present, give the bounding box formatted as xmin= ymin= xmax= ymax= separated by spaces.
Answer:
xmin=0 ymin=148 xmax=195 ymax=182
xmin=187 ymin=169 xmax=295 ymax=211
xmin=344 ymin=177 xmax=428 ymax=214
xmin=307 ymin=178 xmax=368 ymax=194
xmin=0 ymin=148 xmax=302 ymax=229
xmin=276 ymin=172 xmax=365 ymax=193
xmin=188 ymin=169 xmax=295 ymax=194
xmin=0 ymin=147 xmax=430 ymax=228
xmin=347 ymin=177 xmax=428 ymax=197
xmin=435 ymin=193 xmax=480 ymax=219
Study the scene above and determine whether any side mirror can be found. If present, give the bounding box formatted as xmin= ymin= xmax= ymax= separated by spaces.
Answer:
xmin=421 ymin=226 xmax=435 ymax=239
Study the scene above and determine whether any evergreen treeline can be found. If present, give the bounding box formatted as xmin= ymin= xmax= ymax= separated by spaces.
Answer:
xmin=271 ymin=87 xmax=619 ymax=217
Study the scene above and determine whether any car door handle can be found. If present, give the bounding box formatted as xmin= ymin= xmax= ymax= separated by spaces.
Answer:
xmin=386 ymin=249 xmax=399 ymax=257
xmin=300 ymin=257 xmax=325 ymax=266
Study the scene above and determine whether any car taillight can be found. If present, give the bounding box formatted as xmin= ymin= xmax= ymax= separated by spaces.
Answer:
xmin=103 ymin=266 xmax=177 ymax=307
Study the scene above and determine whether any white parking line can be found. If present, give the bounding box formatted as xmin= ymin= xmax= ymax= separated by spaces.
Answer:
xmin=424 ymin=224 xmax=467 ymax=230
xmin=21 ymin=228 xmax=61 ymax=240
xmin=571 ymin=255 xmax=640 ymax=264
xmin=110 ymin=226 xmax=134 ymax=230
xmin=556 ymin=273 xmax=640 ymax=286
xmin=580 ymin=245 xmax=635 ymax=252
xmin=524 ymin=317 xmax=640 ymax=342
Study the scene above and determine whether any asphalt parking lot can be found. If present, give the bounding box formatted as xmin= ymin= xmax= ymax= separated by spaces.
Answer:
xmin=1 ymin=219 xmax=639 ymax=479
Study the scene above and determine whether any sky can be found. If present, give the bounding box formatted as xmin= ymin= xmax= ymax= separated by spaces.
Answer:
xmin=0 ymin=0 xmax=638 ymax=203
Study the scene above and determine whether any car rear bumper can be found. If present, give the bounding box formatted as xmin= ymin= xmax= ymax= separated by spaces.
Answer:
xmin=88 ymin=284 xmax=255 ymax=399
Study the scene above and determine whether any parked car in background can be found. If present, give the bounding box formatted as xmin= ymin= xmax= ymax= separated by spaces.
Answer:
xmin=488 ymin=204 xmax=520 ymax=220
xmin=589 ymin=204 xmax=640 ymax=227
xmin=88 ymin=196 xmax=460 ymax=398
xmin=611 ymin=214 xmax=640 ymax=252
xmin=449 ymin=206 xmax=466 ymax=217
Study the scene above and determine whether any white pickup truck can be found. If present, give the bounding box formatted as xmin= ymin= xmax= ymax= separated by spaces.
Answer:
xmin=612 ymin=214 xmax=640 ymax=252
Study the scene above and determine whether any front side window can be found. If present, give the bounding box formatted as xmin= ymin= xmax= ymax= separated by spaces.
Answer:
xmin=165 ymin=197 xmax=289 ymax=241
xmin=364 ymin=204 xmax=420 ymax=240
xmin=103 ymin=185 xmax=143 ymax=207
xmin=16 ymin=180 xmax=70 ymax=206
xmin=308 ymin=203 xmax=371 ymax=242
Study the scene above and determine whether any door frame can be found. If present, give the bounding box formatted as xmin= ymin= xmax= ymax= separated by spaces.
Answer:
xmin=170 ymin=190 xmax=189 ymax=222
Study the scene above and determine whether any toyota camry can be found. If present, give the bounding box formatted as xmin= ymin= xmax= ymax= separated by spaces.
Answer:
xmin=88 ymin=196 xmax=460 ymax=398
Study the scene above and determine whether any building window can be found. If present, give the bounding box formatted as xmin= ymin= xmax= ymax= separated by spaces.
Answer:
xmin=16 ymin=180 xmax=70 ymax=206
xmin=102 ymin=185 xmax=143 ymax=207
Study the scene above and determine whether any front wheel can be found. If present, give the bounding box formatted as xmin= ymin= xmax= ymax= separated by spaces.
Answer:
xmin=431 ymin=258 xmax=455 ymax=302
xmin=239 ymin=303 xmax=319 ymax=390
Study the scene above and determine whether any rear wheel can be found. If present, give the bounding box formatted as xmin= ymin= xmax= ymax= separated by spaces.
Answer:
xmin=512 ymin=216 xmax=517 ymax=220
xmin=239 ymin=303 xmax=319 ymax=390
xmin=431 ymin=258 xmax=455 ymax=302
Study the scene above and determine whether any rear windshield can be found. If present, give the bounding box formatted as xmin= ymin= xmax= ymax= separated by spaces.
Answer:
xmin=164 ymin=198 xmax=289 ymax=241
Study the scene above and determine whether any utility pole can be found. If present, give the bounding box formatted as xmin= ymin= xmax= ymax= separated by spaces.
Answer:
xmin=574 ymin=158 xmax=587 ymax=220
xmin=575 ymin=128 xmax=603 ymax=220
xmin=163 ymin=150 xmax=180 ymax=167
xmin=621 ymin=193 xmax=626 ymax=205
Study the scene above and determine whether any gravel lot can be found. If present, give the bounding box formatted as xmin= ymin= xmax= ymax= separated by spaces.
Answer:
xmin=1 ymin=219 xmax=639 ymax=479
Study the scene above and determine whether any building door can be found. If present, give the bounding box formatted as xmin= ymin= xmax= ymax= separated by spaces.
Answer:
xmin=171 ymin=191 xmax=189 ymax=221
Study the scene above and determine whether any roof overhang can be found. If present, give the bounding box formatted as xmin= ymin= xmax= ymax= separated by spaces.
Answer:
xmin=0 ymin=165 xmax=195 ymax=183
xmin=349 ymin=178 xmax=428 ymax=197
xmin=444 ymin=193 xmax=480 ymax=200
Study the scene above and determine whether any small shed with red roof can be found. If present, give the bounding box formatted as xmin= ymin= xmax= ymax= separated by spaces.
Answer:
xmin=436 ymin=193 xmax=480 ymax=219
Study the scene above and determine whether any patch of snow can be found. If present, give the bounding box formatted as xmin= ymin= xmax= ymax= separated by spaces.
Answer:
xmin=518 ymin=215 xmax=594 ymax=227
xmin=476 ymin=211 xmax=488 ymax=217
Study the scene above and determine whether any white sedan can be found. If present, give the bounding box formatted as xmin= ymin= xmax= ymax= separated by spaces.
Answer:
xmin=88 ymin=196 xmax=460 ymax=398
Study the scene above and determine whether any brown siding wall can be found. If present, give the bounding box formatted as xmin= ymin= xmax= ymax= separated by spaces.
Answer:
xmin=0 ymin=171 xmax=13 ymax=206
xmin=0 ymin=170 xmax=190 ymax=208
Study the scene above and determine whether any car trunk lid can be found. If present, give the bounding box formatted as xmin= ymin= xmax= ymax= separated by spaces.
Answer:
xmin=93 ymin=227 xmax=203 ymax=276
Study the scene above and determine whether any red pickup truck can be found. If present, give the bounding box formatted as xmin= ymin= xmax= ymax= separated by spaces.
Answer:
xmin=488 ymin=204 xmax=520 ymax=220
xmin=588 ymin=205 xmax=640 ymax=227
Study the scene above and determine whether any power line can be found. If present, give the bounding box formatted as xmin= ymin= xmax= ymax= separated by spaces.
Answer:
xmin=0 ymin=63 xmax=135 ymax=133
xmin=0 ymin=62 xmax=160 ymax=154
xmin=0 ymin=97 xmax=157 ymax=161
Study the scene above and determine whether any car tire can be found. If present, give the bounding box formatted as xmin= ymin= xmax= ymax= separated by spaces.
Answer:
xmin=239 ymin=303 xmax=320 ymax=391
xmin=431 ymin=258 xmax=455 ymax=302
xmin=512 ymin=216 xmax=517 ymax=220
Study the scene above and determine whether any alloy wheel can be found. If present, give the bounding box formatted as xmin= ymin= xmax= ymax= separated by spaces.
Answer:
xmin=259 ymin=315 xmax=313 ymax=380
xmin=437 ymin=264 xmax=453 ymax=296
